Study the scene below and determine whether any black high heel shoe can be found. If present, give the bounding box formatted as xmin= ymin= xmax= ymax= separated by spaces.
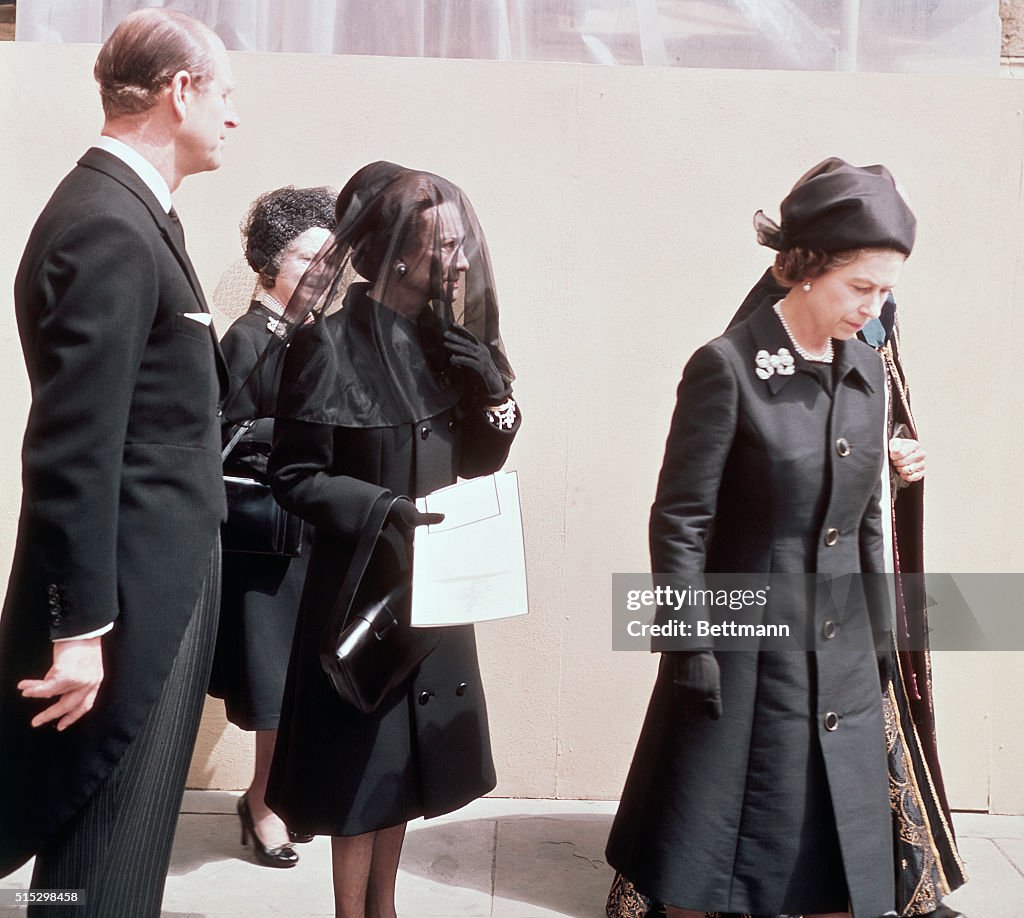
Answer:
xmin=237 ymin=795 xmax=298 ymax=868
xmin=288 ymin=829 xmax=315 ymax=844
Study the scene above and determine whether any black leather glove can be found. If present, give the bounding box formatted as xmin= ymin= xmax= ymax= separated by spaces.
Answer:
xmin=386 ymin=497 xmax=444 ymax=536
xmin=671 ymin=651 xmax=722 ymax=720
xmin=443 ymin=324 xmax=511 ymax=405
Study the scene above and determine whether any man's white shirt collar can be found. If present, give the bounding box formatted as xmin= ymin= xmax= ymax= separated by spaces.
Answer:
xmin=95 ymin=135 xmax=173 ymax=214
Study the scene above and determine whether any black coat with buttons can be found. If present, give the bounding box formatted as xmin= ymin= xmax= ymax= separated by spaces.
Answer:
xmin=606 ymin=301 xmax=894 ymax=917
xmin=264 ymin=333 xmax=519 ymax=835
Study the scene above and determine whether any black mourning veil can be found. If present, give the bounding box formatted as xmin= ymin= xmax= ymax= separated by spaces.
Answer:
xmin=222 ymin=162 xmax=513 ymax=429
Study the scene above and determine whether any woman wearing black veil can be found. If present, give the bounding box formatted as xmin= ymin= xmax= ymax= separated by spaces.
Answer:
xmin=254 ymin=163 xmax=519 ymax=918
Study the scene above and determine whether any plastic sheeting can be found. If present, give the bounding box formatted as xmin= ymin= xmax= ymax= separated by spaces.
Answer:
xmin=14 ymin=0 xmax=1001 ymax=74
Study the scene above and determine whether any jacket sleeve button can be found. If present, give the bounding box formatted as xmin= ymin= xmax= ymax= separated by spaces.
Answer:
xmin=418 ymin=691 xmax=432 ymax=706
xmin=455 ymin=682 xmax=468 ymax=697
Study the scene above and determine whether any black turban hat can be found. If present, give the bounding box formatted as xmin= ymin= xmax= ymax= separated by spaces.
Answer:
xmin=754 ymin=157 xmax=916 ymax=256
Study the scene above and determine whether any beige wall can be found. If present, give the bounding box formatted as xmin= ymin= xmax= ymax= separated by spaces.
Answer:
xmin=1 ymin=43 xmax=1022 ymax=812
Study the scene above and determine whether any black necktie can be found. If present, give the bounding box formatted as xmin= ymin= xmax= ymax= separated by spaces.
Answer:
xmin=167 ymin=206 xmax=186 ymax=248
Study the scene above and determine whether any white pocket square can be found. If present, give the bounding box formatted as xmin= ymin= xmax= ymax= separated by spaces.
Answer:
xmin=183 ymin=312 xmax=212 ymax=326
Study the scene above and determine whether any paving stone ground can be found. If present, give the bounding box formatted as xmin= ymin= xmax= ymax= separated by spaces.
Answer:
xmin=0 ymin=796 xmax=1018 ymax=916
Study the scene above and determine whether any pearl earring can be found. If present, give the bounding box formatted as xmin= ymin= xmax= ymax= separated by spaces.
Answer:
xmin=801 ymin=281 xmax=812 ymax=292
xmin=395 ymin=263 xmax=407 ymax=276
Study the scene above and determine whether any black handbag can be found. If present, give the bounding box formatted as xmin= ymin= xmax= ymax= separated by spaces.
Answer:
xmin=222 ymin=421 xmax=304 ymax=556
xmin=320 ymin=492 xmax=440 ymax=714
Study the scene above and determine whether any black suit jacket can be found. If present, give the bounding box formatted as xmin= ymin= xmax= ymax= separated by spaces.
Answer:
xmin=0 ymin=148 xmax=228 ymax=874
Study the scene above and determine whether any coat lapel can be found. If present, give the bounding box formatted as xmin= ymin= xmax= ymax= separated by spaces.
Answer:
xmin=742 ymin=300 xmax=807 ymax=396
xmin=77 ymin=147 xmax=230 ymax=399
xmin=834 ymin=338 xmax=878 ymax=395
xmin=79 ymin=148 xmax=208 ymax=311
xmin=740 ymin=300 xmax=878 ymax=398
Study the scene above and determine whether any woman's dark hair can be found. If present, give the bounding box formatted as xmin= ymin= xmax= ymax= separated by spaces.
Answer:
xmin=771 ymin=246 xmax=868 ymax=288
xmin=94 ymin=9 xmax=217 ymax=118
xmin=243 ymin=186 xmax=336 ymax=289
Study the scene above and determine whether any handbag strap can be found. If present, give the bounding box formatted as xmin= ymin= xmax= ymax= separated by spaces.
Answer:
xmin=323 ymin=492 xmax=402 ymax=642
xmin=221 ymin=419 xmax=255 ymax=461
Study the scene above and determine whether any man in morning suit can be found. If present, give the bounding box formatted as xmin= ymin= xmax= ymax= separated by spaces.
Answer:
xmin=0 ymin=10 xmax=238 ymax=916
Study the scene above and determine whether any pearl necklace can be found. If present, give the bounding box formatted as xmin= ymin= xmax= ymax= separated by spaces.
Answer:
xmin=255 ymin=290 xmax=291 ymax=337
xmin=255 ymin=289 xmax=287 ymax=316
xmin=773 ymin=301 xmax=833 ymax=364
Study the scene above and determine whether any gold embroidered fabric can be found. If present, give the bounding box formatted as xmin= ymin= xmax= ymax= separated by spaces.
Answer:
xmin=883 ymin=682 xmax=963 ymax=914
xmin=605 ymin=873 xmax=656 ymax=917
xmin=604 ymin=873 xmax=768 ymax=918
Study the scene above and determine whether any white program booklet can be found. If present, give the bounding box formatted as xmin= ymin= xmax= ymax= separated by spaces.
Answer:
xmin=411 ymin=471 xmax=529 ymax=627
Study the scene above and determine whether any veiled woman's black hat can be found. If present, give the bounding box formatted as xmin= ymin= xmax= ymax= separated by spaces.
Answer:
xmin=753 ymin=157 xmax=916 ymax=256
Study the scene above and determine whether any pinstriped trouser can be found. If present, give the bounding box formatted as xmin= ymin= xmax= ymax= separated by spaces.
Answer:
xmin=29 ymin=538 xmax=221 ymax=918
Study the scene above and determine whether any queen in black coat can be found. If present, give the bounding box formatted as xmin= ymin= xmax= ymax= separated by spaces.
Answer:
xmin=606 ymin=302 xmax=894 ymax=918
xmin=606 ymin=158 xmax=917 ymax=918
xmin=722 ymin=271 xmax=967 ymax=917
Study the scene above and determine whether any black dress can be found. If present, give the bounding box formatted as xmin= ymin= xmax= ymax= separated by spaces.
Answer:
xmin=606 ymin=302 xmax=894 ymax=918
xmin=208 ymin=302 xmax=310 ymax=731
xmin=265 ymin=303 xmax=519 ymax=836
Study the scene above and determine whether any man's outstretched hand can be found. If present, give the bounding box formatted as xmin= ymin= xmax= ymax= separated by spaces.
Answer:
xmin=18 ymin=637 xmax=104 ymax=730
